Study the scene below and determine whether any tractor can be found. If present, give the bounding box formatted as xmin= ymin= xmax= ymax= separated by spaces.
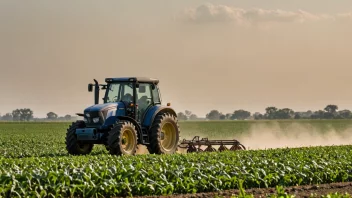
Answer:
xmin=65 ymin=77 xmax=180 ymax=156
xmin=65 ymin=77 xmax=246 ymax=156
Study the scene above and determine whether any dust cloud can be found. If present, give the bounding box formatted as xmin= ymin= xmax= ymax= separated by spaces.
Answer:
xmin=135 ymin=121 xmax=352 ymax=154
xmin=238 ymin=122 xmax=352 ymax=150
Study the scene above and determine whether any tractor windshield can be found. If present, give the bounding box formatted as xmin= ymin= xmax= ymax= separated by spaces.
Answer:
xmin=104 ymin=82 xmax=134 ymax=103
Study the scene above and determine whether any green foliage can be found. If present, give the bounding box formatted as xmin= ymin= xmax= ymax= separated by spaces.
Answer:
xmin=202 ymin=104 xmax=352 ymax=120
xmin=47 ymin=112 xmax=58 ymax=120
xmin=11 ymin=108 xmax=33 ymax=121
xmin=0 ymin=122 xmax=107 ymax=158
xmin=231 ymin=110 xmax=251 ymax=120
xmin=2 ymin=120 xmax=352 ymax=158
xmin=1 ymin=122 xmax=352 ymax=197
xmin=1 ymin=145 xmax=352 ymax=197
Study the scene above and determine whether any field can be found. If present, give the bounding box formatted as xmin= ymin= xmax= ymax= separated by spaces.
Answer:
xmin=1 ymin=120 xmax=352 ymax=197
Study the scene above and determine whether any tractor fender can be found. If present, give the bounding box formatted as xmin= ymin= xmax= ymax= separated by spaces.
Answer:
xmin=142 ymin=105 xmax=177 ymax=129
xmin=116 ymin=116 xmax=143 ymax=144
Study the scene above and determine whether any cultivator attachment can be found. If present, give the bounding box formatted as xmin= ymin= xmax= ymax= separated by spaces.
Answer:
xmin=178 ymin=136 xmax=246 ymax=153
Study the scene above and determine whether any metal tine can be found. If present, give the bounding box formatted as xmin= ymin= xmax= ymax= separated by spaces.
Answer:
xmin=178 ymin=136 xmax=246 ymax=153
xmin=218 ymin=144 xmax=229 ymax=152
xmin=204 ymin=145 xmax=216 ymax=152
xmin=230 ymin=144 xmax=242 ymax=151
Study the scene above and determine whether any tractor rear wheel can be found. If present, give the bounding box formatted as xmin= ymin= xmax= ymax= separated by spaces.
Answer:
xmin=65 ymin=121 xmax=94 ymax=155
xmin=148 ymin=112 xmax=180 ymax=154
xmin=107 ymin=121 xmax=138 ymax=156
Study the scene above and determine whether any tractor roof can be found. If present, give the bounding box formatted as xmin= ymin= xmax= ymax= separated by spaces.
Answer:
xmin=105 ymin=77 xmax=159 ymax=84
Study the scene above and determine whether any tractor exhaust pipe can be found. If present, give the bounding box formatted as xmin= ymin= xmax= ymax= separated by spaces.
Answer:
xmin=88 ymin=79 xmax=101 ymax=104
xmin=93 ymin=79 xmax=99 ymax=104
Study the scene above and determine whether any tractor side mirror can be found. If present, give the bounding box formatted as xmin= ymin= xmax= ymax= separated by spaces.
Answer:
xmin=88 ymin=84 xmax=93 ymax=92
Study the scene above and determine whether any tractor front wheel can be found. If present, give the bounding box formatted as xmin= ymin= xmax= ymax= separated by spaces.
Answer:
xmin=65 ymin=121 xmax=94 ymax=155
xmin=107 ymin=121 xmax=138 ymax=156
xmin=148 ymin=113 xmax=180 ymax=154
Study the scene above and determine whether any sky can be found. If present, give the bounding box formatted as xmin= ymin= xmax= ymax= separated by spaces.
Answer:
xmin=1 ymin=0 xmax=352 ymax=118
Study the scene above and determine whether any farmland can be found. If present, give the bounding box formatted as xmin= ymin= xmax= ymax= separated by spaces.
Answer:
xmin=1 ymin=120 xmax=352 ymax=197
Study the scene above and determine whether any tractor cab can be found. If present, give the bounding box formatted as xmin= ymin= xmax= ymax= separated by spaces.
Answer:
xmin=66 ymin=77 xmax=180 ymax=156
xmin=88 ymin=77 xmax=162 ymax=125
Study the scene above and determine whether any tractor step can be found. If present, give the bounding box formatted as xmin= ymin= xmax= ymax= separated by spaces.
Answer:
xmin=141 ymin=128 xmax=149 ymax=145
xmin=178 ymin=136 xmax=246 ymax=153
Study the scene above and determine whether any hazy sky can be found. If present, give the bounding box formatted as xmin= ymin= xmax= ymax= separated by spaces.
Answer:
xmin=1 ymin=0 xmax=352 ymax=118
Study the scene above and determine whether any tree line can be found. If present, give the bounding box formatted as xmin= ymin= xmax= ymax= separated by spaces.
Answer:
xmin=253 ymin=104 xmax=351 ymax=120
xmin=0 ymin=108 xmax=77 ymax=121
xmin=2 ymin=104 xmax=350 ymax=122
xmin=177 ymin=109 xmax=252 ymax=120
xmin=178 ymin=104 xmax=352 ymax=120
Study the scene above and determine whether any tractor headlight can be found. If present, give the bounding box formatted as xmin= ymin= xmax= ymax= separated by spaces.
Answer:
xmin=93 ymin=117 xmax=100 ymax=123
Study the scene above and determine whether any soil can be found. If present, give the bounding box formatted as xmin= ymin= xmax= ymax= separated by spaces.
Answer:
xmin=125 ymin=182 xmax=352 ymax=198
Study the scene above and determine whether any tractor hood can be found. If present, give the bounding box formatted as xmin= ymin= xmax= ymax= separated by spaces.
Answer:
xmin=82 ymin=103 xmax=119 ymax=126
xmin=84 ymin=103 xmax=118 ymax=113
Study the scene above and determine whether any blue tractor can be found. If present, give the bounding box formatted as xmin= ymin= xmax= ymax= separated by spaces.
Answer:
xmin=65 ymin=77 xmax=180 ymax=156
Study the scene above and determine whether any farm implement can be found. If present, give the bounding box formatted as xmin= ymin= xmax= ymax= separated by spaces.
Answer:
xmin=66 ymin=77 xmax=246 ymax=156
xmin=178 ymin=136 xmax=246 ymax=153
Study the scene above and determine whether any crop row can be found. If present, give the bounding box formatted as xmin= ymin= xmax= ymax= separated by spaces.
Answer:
xmin=1 ymin=145 xmax=352 ymax=197
xmin=1 ymin=120 xmax=352 ymax=158
xmin=0 ymin=122 xmax=107 ymax=158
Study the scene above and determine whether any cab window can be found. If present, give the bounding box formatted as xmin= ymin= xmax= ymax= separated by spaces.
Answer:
xmin=152 ymin=86 xmax=161 ymax=104
xmin=121 ymin=83 xmax=134 ymax=102
xmin=136 ymin=83 xmax=152 ymax=119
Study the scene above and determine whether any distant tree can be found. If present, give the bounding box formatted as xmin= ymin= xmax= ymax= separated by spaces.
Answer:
xmin=1 ymin=113 xmax=13 ymax=121
xmin=12 ymin=108 xmax=33 ymax=121
xmin=311 ymin=110 xmax=325 ymax=119
xmin=20 ymin=108 xmax=34 ymax=121
xmin=206 ymin=110 xmax=221 ymax=120
xmin=12 ymin=109 xmax=21 ymax=121
xmin=64 ymin=114 xmax=72 ymax=121
xmin=307 ymin=110 xmax=313 ymax=116
xmin=47 ymin=112 xmax=58 ymax=120
xmin=324 ymin=104 xmax=338 ymax=114
xmin=177 ymin=112 xmax=188 ymax=120
xmin=189 ymin=114 xmax=198 ymax=120
xmin=265 ymin=106 xmax=278 ymax=119
xmin=219 ymin=114 xmax=226 ymax=120
xmin=253 ymin=112 xmax=264 ymax=120
xmin=225 ymin=113 xmax=232 ymax=120
xmin=321 ymin=104 xmax=338 ymax=119
xmin=275 ymin=108 xmax=294 ymax=119
xmin=338 ymin=110 xmax=352 ymax=119
xmin=231 ymin=110 xmax=251 ymax=120
xmin=294 ymin=113 xmax=301 ymax=119
xmin=185 ymin=110 xmax=192 ymax=119
xmin=298 ymin=110 xmax=313 ymax=119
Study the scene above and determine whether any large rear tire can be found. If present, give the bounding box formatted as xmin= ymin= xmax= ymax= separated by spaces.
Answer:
xmin=107 ymin=121 xmax=138 ymax=156
xmin=65 ymin=121 xmax=94 ymax=155
xmin=147 ymin=112 xmax=180 ymax=154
